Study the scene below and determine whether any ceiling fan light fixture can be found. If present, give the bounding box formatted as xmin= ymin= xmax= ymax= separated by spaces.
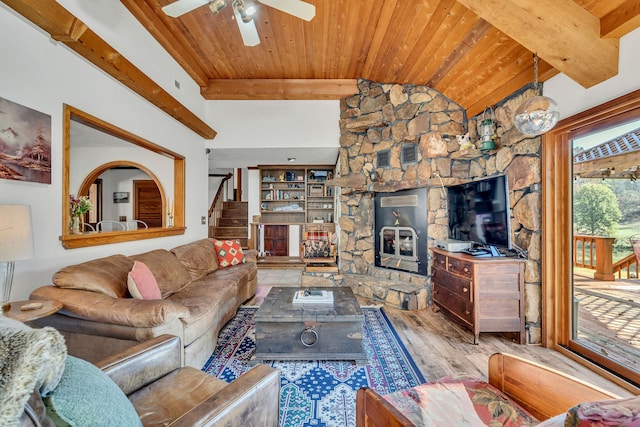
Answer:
xmin=208 ymin=0 xmax=227 ymax=14
xmin=244 ymin=2 xmax=257 ymax=16
xmin=514 ymin=53 xmax=560 ymax=136
xmin=234 ymin=0 xmax=255 ymax=23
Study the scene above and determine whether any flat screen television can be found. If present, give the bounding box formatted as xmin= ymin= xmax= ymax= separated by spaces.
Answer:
xmin=447 ymin=175 xmax=511 ymax=249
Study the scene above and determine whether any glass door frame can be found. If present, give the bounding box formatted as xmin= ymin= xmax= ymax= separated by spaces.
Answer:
xmin=542 ymin=88 xmax=640 ymax=391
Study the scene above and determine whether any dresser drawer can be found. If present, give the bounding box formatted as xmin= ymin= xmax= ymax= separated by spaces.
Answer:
xmin=433 ymin=284 xmax=473 ymax=326
xmin=432 ymin=268 xmax=472 ymax=301
xmin=448 ymin=257 xmax=473 ymax=278
xmin=433 ymin=252 xmax=448 ymax=270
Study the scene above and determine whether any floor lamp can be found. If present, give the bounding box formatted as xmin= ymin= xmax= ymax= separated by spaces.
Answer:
xmin=0 ymin=205 xmax=35 ymax=309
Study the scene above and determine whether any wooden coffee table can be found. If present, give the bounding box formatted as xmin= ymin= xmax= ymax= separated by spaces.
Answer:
xmin=253 ymin=287 xmax=367 ymax=364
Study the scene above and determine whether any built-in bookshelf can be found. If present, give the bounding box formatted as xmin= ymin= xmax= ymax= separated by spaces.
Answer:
xmin=259 ymin=166 xmax=335 ymax=225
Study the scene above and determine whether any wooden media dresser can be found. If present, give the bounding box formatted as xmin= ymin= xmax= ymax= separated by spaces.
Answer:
xmin=431 ymin=248 xmax=526 ymax=344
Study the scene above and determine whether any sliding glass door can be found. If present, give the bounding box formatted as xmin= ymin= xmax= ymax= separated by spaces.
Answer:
xmin=571 ymin=120 xmax=640 ymax=382
xmin=544 ymin=89 xmax=640 ymax=389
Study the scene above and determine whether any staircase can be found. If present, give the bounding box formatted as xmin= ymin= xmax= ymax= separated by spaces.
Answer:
xmin=209 ymin=201 xmax=248 ymax=248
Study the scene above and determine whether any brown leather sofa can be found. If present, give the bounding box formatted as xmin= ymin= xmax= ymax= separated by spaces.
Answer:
xmin=30 ymin=239 xmax=258 ymax=368
xmin=18 ymin=334 xmax=280 ymax=427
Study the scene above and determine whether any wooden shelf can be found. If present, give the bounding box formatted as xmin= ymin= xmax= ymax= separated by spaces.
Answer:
xmin=259 ymin=166 xmax=335 ymax=226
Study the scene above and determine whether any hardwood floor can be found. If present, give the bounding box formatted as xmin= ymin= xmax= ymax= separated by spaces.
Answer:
xmin=252 ymin=269 xmax=633 ymax=397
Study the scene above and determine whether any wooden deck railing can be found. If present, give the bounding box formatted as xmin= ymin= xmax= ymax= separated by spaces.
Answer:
xmin=574 ymin=235 xmax=639 ymax=280
xmin=573 ymin=235 xmax=616 ymax=280
xmin=612 ymin=253 xmax=639 ymax=279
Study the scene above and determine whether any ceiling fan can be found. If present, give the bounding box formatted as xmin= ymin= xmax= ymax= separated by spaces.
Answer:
xmin=161 ymin=0 xmax=315 ymax=47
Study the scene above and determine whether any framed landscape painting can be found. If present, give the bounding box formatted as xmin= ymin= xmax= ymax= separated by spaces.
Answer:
xmin=113 ymin=192 xmax=130 ymax=203
xmin=0 ymin=96 xmax=51 ymax=184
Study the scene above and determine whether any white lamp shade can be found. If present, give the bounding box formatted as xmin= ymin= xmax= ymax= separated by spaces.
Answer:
xmin=0 ymin=205 xmax=35 ymax=262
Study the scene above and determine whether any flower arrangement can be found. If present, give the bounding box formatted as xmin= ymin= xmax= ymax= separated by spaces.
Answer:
xmin=69 ymin=195 xmax=93 ymax=218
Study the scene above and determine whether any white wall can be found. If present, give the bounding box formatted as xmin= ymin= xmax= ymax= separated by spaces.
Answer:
xmin=0 ymin=5 xmax=211 ymax=300
xmin=206 ymin=100 xmax=339 ymax=152
xmin=56 ymin=0 xmax=206 ymax=119
xmin=544 ymin=28 xmax=640 ymax=120
xmin=99 ymin=169 xmax=152 ymax=222
xmin=70 ymin=145 xmax=173 ymax=197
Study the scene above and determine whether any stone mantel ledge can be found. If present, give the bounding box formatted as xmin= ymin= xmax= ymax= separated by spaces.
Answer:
xmin=326 ymin=175 xmax=463 ymax=194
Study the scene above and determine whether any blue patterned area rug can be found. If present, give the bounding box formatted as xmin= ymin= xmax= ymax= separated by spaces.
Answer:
xmin=202 ymin=306 xmax=425 ymax=427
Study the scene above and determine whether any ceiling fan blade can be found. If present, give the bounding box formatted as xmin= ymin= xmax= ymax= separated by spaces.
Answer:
xmin=233 ymin=8 xmax=260 ymax=46
xmin=258 ymin=0 xmax=315 ymax=21
xmin=162 ymin=0 xmax=209 ymax=18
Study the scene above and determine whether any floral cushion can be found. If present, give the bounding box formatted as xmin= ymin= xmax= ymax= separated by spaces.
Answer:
xmin=564 ymin=396 xmax=640 ymax=426
xmin=383 ymin=376 xmax=539 ymax=426
xmin=212 ymin=239 xmax=246 ymax=268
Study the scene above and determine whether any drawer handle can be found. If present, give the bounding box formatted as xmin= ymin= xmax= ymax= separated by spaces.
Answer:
xmin=463 ymin=287 xmax=468 ymax=293
xmin=439 ymin=260 xmax=445 ymax=265
xmin=463 ymin=267 xmax=470 ymax=273
xmin=465 ymin=310 xmax=470 ymax=315
xmin=448 ymin=263 xmax=453 ymax=268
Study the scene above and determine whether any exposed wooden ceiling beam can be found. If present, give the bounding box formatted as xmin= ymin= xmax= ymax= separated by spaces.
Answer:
xmin=1 ymin=0 xmax=217 ymax=139
xmin=456 ymin=0 xmax=619 ymax=88
xmin=202 ymin=79 xmax=359 ymax=100
xmin=600 ymin=0 xmax=640 ymax=38
xmin=573 ymin=152 xmax=640 ymax=177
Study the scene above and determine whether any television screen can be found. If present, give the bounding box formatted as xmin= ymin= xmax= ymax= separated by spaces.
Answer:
xmin=447 ymin=175 xmax=511 ymax=248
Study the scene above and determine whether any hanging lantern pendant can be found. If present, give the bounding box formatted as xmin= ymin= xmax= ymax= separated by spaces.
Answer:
xmin=478 ymin=107 xmax=497 ymax=151
xmin=514 ymin=53 xmax=560 ymax=136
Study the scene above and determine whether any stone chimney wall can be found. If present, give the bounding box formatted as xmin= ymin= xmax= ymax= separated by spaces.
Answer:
xmin=335 ymin=79 xmax=543 ymax=344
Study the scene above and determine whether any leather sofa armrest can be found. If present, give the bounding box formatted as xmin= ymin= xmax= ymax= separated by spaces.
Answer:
xmin=95 ymin=334 xmax=182 ymax=395
xmin=172 ymin=364 xmax=280 ymax=427
xmin=244 ymin=249 xmax=258 ymax=264
xmin=31 ymin=286 xmax=189 ymax=327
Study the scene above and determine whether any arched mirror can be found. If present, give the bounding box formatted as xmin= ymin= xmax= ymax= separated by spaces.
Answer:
xmin=61 ymin=105 xmax=185 ymax=249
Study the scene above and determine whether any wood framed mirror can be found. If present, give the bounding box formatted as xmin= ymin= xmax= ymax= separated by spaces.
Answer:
xmin=61 ymin=104 xmax=185 ymax=249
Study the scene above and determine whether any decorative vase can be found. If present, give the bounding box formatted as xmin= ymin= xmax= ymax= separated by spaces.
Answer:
xmin=70 ymin=216 xmax=81 ymax=234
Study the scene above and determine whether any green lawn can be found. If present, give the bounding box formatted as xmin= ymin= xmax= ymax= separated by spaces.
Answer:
xmin=613 ymin=221 xmax=640 ymax=262
xmin=616 ymin=222 xmax=640 ymax=245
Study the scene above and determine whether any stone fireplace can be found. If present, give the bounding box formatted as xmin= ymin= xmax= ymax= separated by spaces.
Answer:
xmin=303 ymin=79 xmax=543 ymax=344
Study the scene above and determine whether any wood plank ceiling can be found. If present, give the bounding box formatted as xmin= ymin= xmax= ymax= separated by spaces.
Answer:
xmin=122 ymin=0 xmax=640 ymax=117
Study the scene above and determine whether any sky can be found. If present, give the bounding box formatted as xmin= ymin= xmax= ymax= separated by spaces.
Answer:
xmin=573 ymin=118 xmax=640 ymax=151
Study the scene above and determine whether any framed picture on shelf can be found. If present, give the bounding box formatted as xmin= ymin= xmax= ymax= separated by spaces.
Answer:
xmin=113 ymin=192 xmax=130 ymax=203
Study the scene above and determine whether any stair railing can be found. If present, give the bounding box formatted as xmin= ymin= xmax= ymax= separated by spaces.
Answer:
xmin=208 ymin=173 xmax=233 ymax=228
xmin=612 ymin=253 xmax=639 ymax=279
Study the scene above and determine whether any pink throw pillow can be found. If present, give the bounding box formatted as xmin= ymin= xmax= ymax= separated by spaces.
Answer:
xmin=127 ymin=261 xmax=162 ymax=299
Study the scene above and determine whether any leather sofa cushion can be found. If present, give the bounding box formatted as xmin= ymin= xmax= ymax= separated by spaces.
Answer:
xmin=128 ymin=367 xmax=227 ymax=426
xmin=169 ymin=279 xmax=237 ymax=345
xmin=171 ymin=239 xmax=218 ymax=281
xmin=210 ymin=262 xmax=256 ymax=286
xmin=52 ymin=254 xmax=134 ymax=298
xmin=131 ymin=250 xmax=191 ymax=298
